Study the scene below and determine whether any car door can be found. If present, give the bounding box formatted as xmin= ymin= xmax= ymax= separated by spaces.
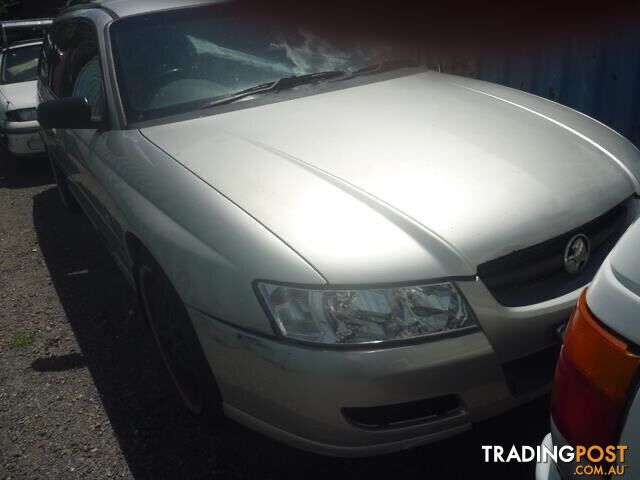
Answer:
xmin=39 ymin=21 xmax=78 ymax=179
xmin=42 ymin=19 xmax=128 ymax=268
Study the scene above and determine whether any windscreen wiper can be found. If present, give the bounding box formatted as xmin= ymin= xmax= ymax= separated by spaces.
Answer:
xmin=200 ymin=70 xmax=345 ymax=109
xmin=345 ymin=59 xmax=420 ymax=79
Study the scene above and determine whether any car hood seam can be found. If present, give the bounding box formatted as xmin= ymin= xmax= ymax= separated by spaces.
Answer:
xmin=455 ymin=83 xmax=640 ymax=192
xmin=233 ymin=134 xmax=477 ymax=275
xmin=138 ymin=129 xmax=329 ymax=285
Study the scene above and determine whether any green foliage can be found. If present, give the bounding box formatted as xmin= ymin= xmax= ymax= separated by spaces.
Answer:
xmin=13 ymin=332 xmax=35 ymax=348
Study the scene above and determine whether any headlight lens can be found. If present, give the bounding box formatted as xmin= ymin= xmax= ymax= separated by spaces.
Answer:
xmin=6 ymin=108 xmax=37 ymax=122
xmin=256 ymin=282 xmax=477 ymax=345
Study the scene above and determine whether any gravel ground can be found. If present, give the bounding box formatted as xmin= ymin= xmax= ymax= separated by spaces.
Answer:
xmin=1 ymin=155 xmax=551 ymax=480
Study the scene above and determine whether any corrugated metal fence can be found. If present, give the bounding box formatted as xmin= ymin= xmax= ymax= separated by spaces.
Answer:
xmin=430 ymin=22 xmax=640 ymax=147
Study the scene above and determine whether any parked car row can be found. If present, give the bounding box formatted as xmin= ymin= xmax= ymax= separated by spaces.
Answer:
xmin=0 ymin=19 xmax=51 ymax=165
xmin=2 ymin=0 xmax=639 ymax=473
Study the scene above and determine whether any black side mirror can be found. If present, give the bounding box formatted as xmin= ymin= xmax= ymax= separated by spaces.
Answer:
xmin=37 ymin=97 xmax=96 ymax=130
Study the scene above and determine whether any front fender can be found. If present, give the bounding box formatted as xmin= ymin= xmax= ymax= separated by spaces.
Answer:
xmin=97 ymin=130 xmax=325 ymax=335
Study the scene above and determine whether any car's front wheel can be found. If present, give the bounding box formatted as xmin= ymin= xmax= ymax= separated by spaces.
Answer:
xmin=136 ymin=249 xmax=222 ymax=420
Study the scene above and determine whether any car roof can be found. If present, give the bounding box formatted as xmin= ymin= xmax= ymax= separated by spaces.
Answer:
xmin=0 ymin=19 xmax=53 ymax=29
xmin=64 ymin=0 xmax=229 ymax=19
xmin=0 ymin=18 xmax=51 ymax=49
xmin=5 ymin=39 xmax=43 ymax=48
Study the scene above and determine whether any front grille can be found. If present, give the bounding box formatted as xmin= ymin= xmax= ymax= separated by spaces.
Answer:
xmin=478 ymin=201 xmax=630 ymax=307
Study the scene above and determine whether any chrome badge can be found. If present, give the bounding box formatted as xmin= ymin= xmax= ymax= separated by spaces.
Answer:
xmin=564 ymin=234 xmax=591 ymax=275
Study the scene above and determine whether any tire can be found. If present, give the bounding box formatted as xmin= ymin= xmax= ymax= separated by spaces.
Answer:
xmin=48 ymin=151 xmax=80 ymax=213
xmin=136 ymin=249 xmax=222 ymax=420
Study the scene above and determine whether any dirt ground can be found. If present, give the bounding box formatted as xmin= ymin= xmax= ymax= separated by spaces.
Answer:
xmin=1 ymin=156 xmax=551 ymax=480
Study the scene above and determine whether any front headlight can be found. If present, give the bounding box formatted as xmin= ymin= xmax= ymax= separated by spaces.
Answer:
xmin=256 ymin=281 xmax=477 ymax=345
xmin=6 ymin=108 xmax=38 ymax=122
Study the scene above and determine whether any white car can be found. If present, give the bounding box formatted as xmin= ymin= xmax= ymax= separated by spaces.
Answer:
xmin=536 ymin=219 xmax=640 ymax=479
xmin=0 ymin=20 xmax=51 ymax=165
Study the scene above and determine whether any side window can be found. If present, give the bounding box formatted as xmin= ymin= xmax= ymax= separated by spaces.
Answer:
xmin=44 ymin=21 xmax=105 ymax=121
xmin=38 ymin=27 xmax=55 ymax=86
xmin=67 ymin=24 xmax=104 ymax=120
xmin=48 ymin=22 xmax=76 ymax=97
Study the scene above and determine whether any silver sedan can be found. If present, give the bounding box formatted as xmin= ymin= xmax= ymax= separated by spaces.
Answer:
xmin=37 ymin=0 xmax=640 ymax=456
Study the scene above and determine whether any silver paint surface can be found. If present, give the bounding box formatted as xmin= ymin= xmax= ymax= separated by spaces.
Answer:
xmin=39 ymin=3 xmax=640 ymax=455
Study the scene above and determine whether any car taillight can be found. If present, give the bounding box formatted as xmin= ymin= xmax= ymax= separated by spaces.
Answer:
xmin=551 ymin=289 xmax=640 ymax=446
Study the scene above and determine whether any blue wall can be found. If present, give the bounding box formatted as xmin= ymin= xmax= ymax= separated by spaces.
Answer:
xmin=434 ymin=22 xmax=640 ymax=147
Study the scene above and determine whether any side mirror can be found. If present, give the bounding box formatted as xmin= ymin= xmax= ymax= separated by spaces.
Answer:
xmin=37 ymin=97 xmax=96 ymax=130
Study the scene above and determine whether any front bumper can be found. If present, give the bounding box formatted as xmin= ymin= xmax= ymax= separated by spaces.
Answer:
xmin=1 ymin=121 xmax=45 ymax=156
xmin=536 ymin=433 xmax=563 ymax=480
xmin=188 ymin=282 xmax=572 ymax=456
